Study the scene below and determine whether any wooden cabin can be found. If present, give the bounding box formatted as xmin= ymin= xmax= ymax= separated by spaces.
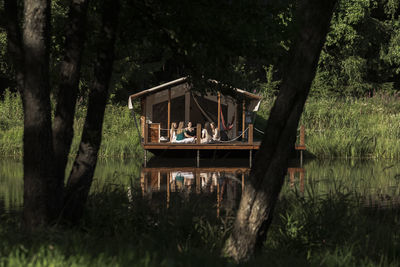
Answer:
xmin=128 ymin=77 xmax=306 ymax=166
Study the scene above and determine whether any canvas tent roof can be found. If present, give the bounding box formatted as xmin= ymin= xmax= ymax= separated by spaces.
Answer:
xmin=128 ymin=77 xmax=262 ymax=102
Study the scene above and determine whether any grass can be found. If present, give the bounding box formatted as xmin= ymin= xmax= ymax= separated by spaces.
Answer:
xmin=0 ymin=90 xmax=144 ymax=159
xmin=256 ymin=92 xmax=400 ymax=159
xmin=1 ymin=177 xmax=399 ymax=266
xmin=1 ymin=89 xmax=399 ymax=159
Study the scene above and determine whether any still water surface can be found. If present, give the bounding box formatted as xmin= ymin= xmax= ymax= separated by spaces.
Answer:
xmin=1 ymin=158 xmax=399 ymax=212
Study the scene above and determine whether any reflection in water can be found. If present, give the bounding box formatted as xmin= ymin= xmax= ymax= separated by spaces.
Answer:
xmin=140 ymin=166 xmax=306 ymax=217
xmin=1 ymin=157 xmax=400 ymax=212
xmin=141 ymin=168 xmax=246 ymax=217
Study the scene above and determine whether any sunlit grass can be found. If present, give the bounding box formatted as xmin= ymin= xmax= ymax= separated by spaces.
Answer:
xmin=257 ymin=93 xmax=400 ymax=159
xmin=0 ymin=90 xmax=144 ymax=159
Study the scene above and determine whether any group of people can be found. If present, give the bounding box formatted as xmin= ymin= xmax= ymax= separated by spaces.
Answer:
xmin=170 ymin=121 xmax=220 ymax=144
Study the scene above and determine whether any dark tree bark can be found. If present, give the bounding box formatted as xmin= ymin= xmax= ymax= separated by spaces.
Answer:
xmin=51 ymin=0 xmax=90 ymax=218
xmin=224 ymin=0 xmax=337 ymax=262
xmin=20 ymin=0 xmax=54 ymax=229
xmin=62 ymin=0 xmax=120 ymax=223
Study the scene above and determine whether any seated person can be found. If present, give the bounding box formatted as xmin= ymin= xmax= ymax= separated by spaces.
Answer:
xmin=176 ymin=121 xmax=185 ymax=141
xmin=210 ymin=122 xmax=220 ymax=141
xmin=201 ymin=122 xmax=213 ymax=144
xmin=170 ymin=122 xmax=177 ymax=142
xmin=185 ymin=121 xmax=196 ymax=137
xmin=172 ymin=121 xmax=195 ymax=143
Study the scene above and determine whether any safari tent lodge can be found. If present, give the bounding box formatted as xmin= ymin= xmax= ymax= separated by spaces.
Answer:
xmin=128 ymin=77 xmax=305 ymax=165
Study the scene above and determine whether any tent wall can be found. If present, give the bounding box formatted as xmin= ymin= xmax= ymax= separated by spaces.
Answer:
xmin=143 ymin=82 xmax=245 ymax=138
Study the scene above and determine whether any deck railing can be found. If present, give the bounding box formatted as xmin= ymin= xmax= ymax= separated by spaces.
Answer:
xmin=142 ymin=122 xmax=305 ymax=147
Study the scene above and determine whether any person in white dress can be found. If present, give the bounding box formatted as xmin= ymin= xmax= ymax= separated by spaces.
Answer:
xmin=201 ymin=122 xmax=213 ymax=144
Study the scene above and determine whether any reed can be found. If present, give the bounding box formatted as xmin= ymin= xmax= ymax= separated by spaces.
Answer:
xmin=1 ymin=89 xmax=399 ymax=159
xmin=0 ymin=90 xmax=144 ymax=159
xmin=257 ymin=92 xmax=400 ymax=159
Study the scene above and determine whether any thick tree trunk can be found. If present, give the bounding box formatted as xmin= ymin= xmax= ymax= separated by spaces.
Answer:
xmin=224 ymin=0 xmax=337 ymax=262
xmin=21 ymin=0 xmax=54 ymax=229
xmin=62 ymin=0 xmax=120 ymax=223
xmin=51 ymin=0 xmax=90 ymax=218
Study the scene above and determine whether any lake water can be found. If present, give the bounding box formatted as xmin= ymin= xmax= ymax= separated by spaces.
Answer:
xmin=1 ymin=157 xmax=399 ymax=212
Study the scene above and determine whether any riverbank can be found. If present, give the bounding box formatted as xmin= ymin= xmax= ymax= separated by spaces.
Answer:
xmin=1 ymin=90 xmax=399 ymax=159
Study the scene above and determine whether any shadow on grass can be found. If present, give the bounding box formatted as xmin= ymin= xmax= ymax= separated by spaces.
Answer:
xmin=1 ymin=183 xmax=400 ymax=266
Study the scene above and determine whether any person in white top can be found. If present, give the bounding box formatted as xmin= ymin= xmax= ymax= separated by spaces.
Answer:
xmin=170 ymin=122 xmax=177 ymax=142
xmin=210 ymin=122 xmax=220 ymax=141
xmin=201 ymin=122 xmax=213 ymax=144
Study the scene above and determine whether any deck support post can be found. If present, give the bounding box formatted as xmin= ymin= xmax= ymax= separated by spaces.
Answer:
xmin=197 ymin=149 xmax=200 ymax=167
xmin=217 ymin=92 xmax=221 ymax=131
xmin=144 ymin=150 xmax=147 ymax=167
xmin=242 ymin=100 xmax=245 ymax=142
xmin=167 ymin=89 xmax=171 ymax=138
xmin=196 ymin=123 xmax=201 ymax=144
xmin=300 ymin=151 xmax=303 ymax=167
xmin=249 ymin=150 xmax=252 ymax=168
xmin=241 ymin=172 xmax=245 ymax=192
xmin=299 ymin=125 xmax=305 ymax=167
xmin=248 ymin=124 xmax=253 ymax=145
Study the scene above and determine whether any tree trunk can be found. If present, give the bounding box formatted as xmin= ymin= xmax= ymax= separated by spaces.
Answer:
xmin=223 ymin=0 xmax=337 ymax=262
xmin=21 ymin=0 xmax=54 ymax=229
xmin=62 ymin=0 xmax=120 ymax=223
xmin=51 ymin=0 xmax=90 ymax=218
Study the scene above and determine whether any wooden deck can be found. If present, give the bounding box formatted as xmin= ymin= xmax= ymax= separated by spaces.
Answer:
xmin=142 ymin=123 xmax=306 ymax=167
xmin=143 ymin=141 xmax=306 ymax=151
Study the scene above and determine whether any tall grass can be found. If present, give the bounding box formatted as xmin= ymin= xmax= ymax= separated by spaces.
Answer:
xmin=0 ymin=90 xmax=143 ymax=159
xmin=1 ymin=89 xmax=399 ymax=159
xmin=257 ymin=92 xmax=400 ymax=159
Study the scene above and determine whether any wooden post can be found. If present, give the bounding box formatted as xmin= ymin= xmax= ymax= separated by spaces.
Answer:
xmin=168 ymin=88 xmax=171 ymax=138
xmin=144 ymin=122 xmax=148 ymax=144
xmin=300 ymin=125 xmax=305 ymax=146
xmin=300 ymin=170 xmax=305 ymax=194
xmin=140 ymin=171 xmax=145 ymax=197
xmin=140 ymin=98 xmax=146 ymax=139
xmin=249 ymin=150 xmax=252 ymax=168
xmin=217 ymin=92 xmax=221 ymax=131
xmin=248 ymin=124 xmax=253 ymax=145
xmin=242 ymin=100 xmax=245 ymax=141
xmin=167 ymin=172 xmax=170 ymax=208
xmin=196 ymin=123 xmax=201 ymax=167
xmin=241 ymin=172 xmax=245 ymax=192
xmin=157 ymin=172 xmax=160 ymax=191
xmin=300 ymin=125 xmax=305 ymax=167
xmin=235 ymin=102 xmax=239 ymax=138
xmin=217 ymin=179 xmax=220 ymax=218
xmin=196 ymin=171 xmax=200 ymax=194
xmin=196 ymin=123 xmax=201 ymax=144
xmin=289 ymin=169 xmax=295 ymax=188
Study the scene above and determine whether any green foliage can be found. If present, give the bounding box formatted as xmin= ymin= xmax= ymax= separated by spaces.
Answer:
xmin=312 ymin=0 xmax=400 ymax=96
xmin=0 ymin=90 xmax=23 ymax=156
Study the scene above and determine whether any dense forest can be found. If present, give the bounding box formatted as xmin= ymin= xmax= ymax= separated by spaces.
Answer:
xmin=1 ymin=0 xmax=399 ymax=100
